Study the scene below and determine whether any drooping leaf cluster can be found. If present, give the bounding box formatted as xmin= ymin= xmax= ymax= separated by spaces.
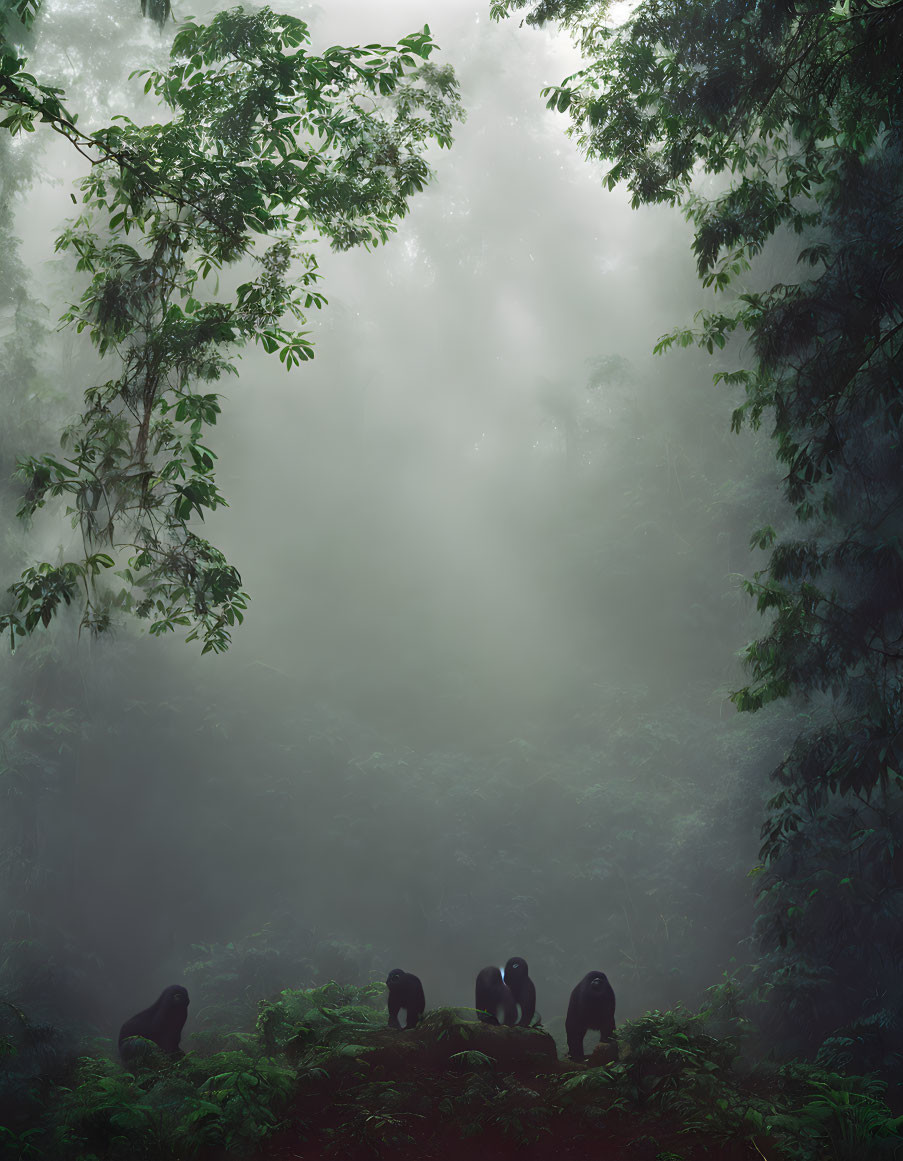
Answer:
xmin=0 ymin=0 xmax=75 ymax=139
xmin=1 ymin=6 xmax=462 ymax=652
xmin=140 ymin=0 xmax=171 ymax=28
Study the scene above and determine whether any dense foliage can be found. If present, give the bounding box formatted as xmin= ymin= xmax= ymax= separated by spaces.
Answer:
xmin=0 ymin=4 xmax=462 ymax=652
xmin=3 ymin=984 xmax=902 ymax=1161
xmin=491 ymin=0 xmax=903 ymax=1075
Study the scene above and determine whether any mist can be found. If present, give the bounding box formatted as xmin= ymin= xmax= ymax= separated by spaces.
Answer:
xmin=1 ymin=0 xmax=789 ymax=1057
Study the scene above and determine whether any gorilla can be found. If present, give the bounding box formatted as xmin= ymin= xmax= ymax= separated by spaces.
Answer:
xmin=565 ymin=971 xmax=615 ymax=1061
xmin=386 ymin=969 xmax=426 ymax=1029
xmin=475 ymin=966 xmax=517 ymax=1026
xmin=118 ymin=984 xmax=189 ymax=1064
xmin=503 ymin=957 xmax=536 ymax=1028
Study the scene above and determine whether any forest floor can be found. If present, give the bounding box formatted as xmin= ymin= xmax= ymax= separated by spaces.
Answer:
xmin=259 ymin=1020 xmax=783 ymax=1161
xmin=18 ymin=995 xmax=894 ymax=1161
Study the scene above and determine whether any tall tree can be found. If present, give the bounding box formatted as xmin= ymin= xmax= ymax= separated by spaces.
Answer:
xmin=492 ymin=0 xmax=903 ymax=1066
xmin=0 ymin=6 xmax=462 ymax=652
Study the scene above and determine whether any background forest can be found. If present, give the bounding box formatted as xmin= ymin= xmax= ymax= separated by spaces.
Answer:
xmin=0 ymin=1 xmax=901 ymax=1159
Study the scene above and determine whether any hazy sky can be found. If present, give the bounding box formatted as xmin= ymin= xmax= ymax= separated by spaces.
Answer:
xmin=204 ymin=0 xmax=709 ymax=723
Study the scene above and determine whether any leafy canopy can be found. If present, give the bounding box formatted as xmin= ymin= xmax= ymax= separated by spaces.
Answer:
xmin=1 ymin=6 xmax=462 ymax=652
xmin=491 ymin=0 xmax=903 ymax=830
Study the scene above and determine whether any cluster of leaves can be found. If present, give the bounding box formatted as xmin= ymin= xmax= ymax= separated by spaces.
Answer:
xmin=255 ymin=980 xmax=385 ymax=1058
xmin=1 ymin=1 xmax=77 ymax=140
xmin=139 ymin=0 xmax=171 ymax=29
xmin=491 ymin=0 xmax=903 ymax=1065
xmin=0 ymin=60 xmax=57 ymax=526
xmin=1 ymin=5 xmax=462 ymax=652
xmin=558 ymin=1008 xmax=903 ymax=1161
xmin=51 ymin=1049 xmax=296 ymax=1159
xmin=0 ymin=1 xmax=165 ymax=164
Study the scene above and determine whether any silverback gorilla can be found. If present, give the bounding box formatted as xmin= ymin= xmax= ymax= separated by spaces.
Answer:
xmin=386 ymin=969 xmax=426 ymax=1029
xmin=503 ymin=957 xmax=536 ymax=1027
xmin=118 ymin=985 xmax=189 ymax=1064
xmin=475 ymin=966 xmax=517 ymax=1026
xmin=565 ymin=971 xmax=615 ymax=1061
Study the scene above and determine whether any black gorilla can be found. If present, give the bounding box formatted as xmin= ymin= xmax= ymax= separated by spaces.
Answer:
xmin=386 ymin=969 xmax=426 ymax=1029
xmin=118 ymin=984 xmax=189 ymax=1064
xmin=503 ymin=957 xmax=536 ymax=1027
xmin=475 ymin=966 xmax=517 ymax=1026
xmin=565 ymin=971 xmax=615 ymax=1061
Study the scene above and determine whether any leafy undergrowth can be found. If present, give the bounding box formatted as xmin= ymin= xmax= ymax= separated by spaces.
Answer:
xmin=3 ymin=986 xmax=901 ymax=1161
